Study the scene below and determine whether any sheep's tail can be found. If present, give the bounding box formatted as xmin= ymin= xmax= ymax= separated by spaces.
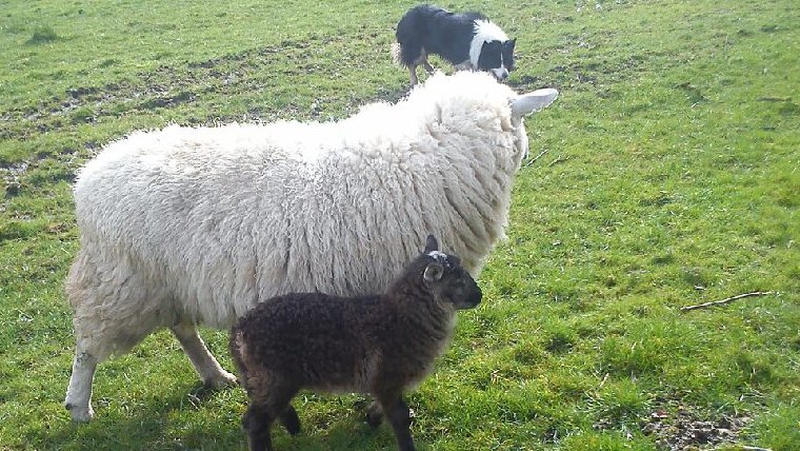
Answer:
xmin=390 ymin=42 xmax=404 ymax=67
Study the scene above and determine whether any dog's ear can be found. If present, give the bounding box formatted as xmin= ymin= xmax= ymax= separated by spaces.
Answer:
xmin=481 ymin=40 xmax=502 ymax=52
xmin=503 ymin=39 xmax=516 ymax=71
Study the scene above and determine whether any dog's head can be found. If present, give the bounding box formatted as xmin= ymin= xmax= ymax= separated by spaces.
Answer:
xmin=477 ymin=38 xmax=516 ymax=81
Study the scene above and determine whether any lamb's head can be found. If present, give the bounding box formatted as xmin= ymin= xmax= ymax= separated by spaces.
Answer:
xmin=509 ymin=87 xmax=560 ymax=159
xmin=421 ymin=235 xmax=482 ymax=310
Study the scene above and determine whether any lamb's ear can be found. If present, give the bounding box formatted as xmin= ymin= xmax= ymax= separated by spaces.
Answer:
xmin=424 ymin=262 xmax=444 ymax=283
xmin=511 ymin=88 xmax=559 ymax=118
xmin=424 ymin=234 xmax=439 ymax=253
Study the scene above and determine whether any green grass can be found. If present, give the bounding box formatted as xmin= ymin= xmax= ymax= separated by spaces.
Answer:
xmin=1 ymin=0 xmax=798 ymax=450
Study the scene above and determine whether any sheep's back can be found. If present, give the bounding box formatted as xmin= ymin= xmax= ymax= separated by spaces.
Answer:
xmin=73 ymin=122 xmax=443 ymax=328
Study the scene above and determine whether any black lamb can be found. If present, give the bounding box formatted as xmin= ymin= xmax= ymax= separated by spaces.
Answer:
xmin=229 ymin=235 xmax=482 ymax=451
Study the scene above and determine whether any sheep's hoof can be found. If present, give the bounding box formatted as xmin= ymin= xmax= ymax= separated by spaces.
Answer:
xmin=65 ymin=402 xmax=94 ymax=423
xmin=203 ymin=371 xmax=238 ymax=390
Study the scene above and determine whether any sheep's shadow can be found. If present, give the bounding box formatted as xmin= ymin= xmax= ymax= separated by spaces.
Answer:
xmin=33 ymin=383 xmax=425 ymax=450
xmin=32 ymin=382 xmax=241 ymax=450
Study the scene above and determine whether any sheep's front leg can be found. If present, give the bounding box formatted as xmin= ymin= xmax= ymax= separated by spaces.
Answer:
xmin=377 ymin=393 xmax=416 ymax=451
xmin=170 ymin=323 xmax=237 ymax=388
xmin=64 ymin=350 xmax=98 ymax=422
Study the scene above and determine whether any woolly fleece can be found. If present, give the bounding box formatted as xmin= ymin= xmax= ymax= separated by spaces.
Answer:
xmin=69 ymin=71 xmax=539 ymax=343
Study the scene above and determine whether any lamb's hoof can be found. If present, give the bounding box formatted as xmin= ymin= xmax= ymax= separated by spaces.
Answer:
xmin=281 ymin=407 xmax=301 ymax=436
xmin=203 ymin=371 xmax=238 ymax=390
xmin=366 ymin=404 xmax=383 ymax=429
xmin=65 ymin=402 xmax=94 ymax=423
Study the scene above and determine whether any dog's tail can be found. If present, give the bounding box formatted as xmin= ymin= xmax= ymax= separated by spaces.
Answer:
xmin=390 ymin=42 xmax=405 ymax=67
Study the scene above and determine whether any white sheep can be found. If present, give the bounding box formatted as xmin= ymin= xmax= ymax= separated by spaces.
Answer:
xmin=64 ymin=71 xmax=558 ymax=422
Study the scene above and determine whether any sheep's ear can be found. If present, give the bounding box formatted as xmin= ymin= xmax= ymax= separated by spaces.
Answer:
xmin=511 ymin=88 xmax=559 ymax=118
xmin=424 ymin=262 xmax=444 ymax=283
xmin=424 ymin=234 xmax=439 ymax=253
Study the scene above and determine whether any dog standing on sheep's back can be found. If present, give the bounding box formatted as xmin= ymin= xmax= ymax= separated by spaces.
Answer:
xmin=393 ymin=4 xmax=516 ymax=86
xmin=230 ymin=235 xmax=481 ymax=451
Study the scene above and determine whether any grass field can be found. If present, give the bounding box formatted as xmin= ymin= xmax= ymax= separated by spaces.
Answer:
xmin=1 ymin=0 xmax=798 ymax=450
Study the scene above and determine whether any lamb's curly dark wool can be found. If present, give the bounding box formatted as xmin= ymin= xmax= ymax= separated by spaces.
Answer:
xmin=230 ymin=235 xmax=481 ymax=451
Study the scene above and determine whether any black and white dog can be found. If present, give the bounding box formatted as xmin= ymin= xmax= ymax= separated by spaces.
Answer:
xmin=393 ymin=4 xmax=516 ymax=86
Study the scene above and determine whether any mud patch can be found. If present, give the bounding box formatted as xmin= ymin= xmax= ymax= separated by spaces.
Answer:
xmin=641 ymin=406 xmax=752 ymax=450
xmin=1 ymin=162 xmax=28 ymax=198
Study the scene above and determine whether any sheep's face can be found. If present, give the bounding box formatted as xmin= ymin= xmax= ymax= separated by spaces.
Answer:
xmin=422 ymin=235 xmax=482 ymax=310
xmin=424 ymin=261 xmax=482 ymax=310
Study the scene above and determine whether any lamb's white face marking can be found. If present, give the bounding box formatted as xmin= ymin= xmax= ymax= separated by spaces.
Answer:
xmin=469 ymin=20 xmax=509 ymax=70
xmin=427 ymin=250 xmax=448 ymax=262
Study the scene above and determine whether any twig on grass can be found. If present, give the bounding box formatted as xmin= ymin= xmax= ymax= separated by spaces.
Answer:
xmin=680 ymin=291 xmax=774 ymax=312
xmin=740 ymin=447 xmax=773 ymax=451
xmin=547 ymin=155 xmax=568 ymax=167
xmin=524 ymin=148 xmax=549 ymax=167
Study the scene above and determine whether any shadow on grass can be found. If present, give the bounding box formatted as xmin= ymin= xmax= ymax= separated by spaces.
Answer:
xmin=29 ymin=383 xmax=238 ymax=450
xmin=29 ymin=381 xmax=408 ymax=451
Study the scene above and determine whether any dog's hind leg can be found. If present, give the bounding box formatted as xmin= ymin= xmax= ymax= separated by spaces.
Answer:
xmin=417 ymin=49 xmax=435 ymax=74
xmin=410 ymin=50 xmax=435 ymax=86
xmin=409 ymin=65 xmax=419 ymax=86
xmin=421 ymin=56 xmax=435 ymax=74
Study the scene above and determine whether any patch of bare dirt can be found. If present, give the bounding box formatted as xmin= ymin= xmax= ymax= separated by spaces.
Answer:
xmin=641 ymin=405 xmax=752 ymax=451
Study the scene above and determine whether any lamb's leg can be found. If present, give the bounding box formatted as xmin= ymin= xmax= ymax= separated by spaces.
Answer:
xmin=377 ymin=393 xmax=416 ymax=451
xmin=170 ymin=322 xmax=237 ymax=389
xmin=243 ymin=403 xmax=274 ymax=451
xmin=366 ymin=401 xmax=383 ymax=428
xmin=280 ymin=404 xmax=301 ymax=436
xmin=243 ymin=381 xmax=299 ymax=451
xmin=64 ymin=348 xmax=98 ymax=422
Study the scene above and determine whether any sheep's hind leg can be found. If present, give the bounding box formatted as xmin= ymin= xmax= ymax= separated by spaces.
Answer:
xmin=170 ymin=323 xmax=237 ymax=389
xmin=64 ymin=348 xmax=98 ymax=422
